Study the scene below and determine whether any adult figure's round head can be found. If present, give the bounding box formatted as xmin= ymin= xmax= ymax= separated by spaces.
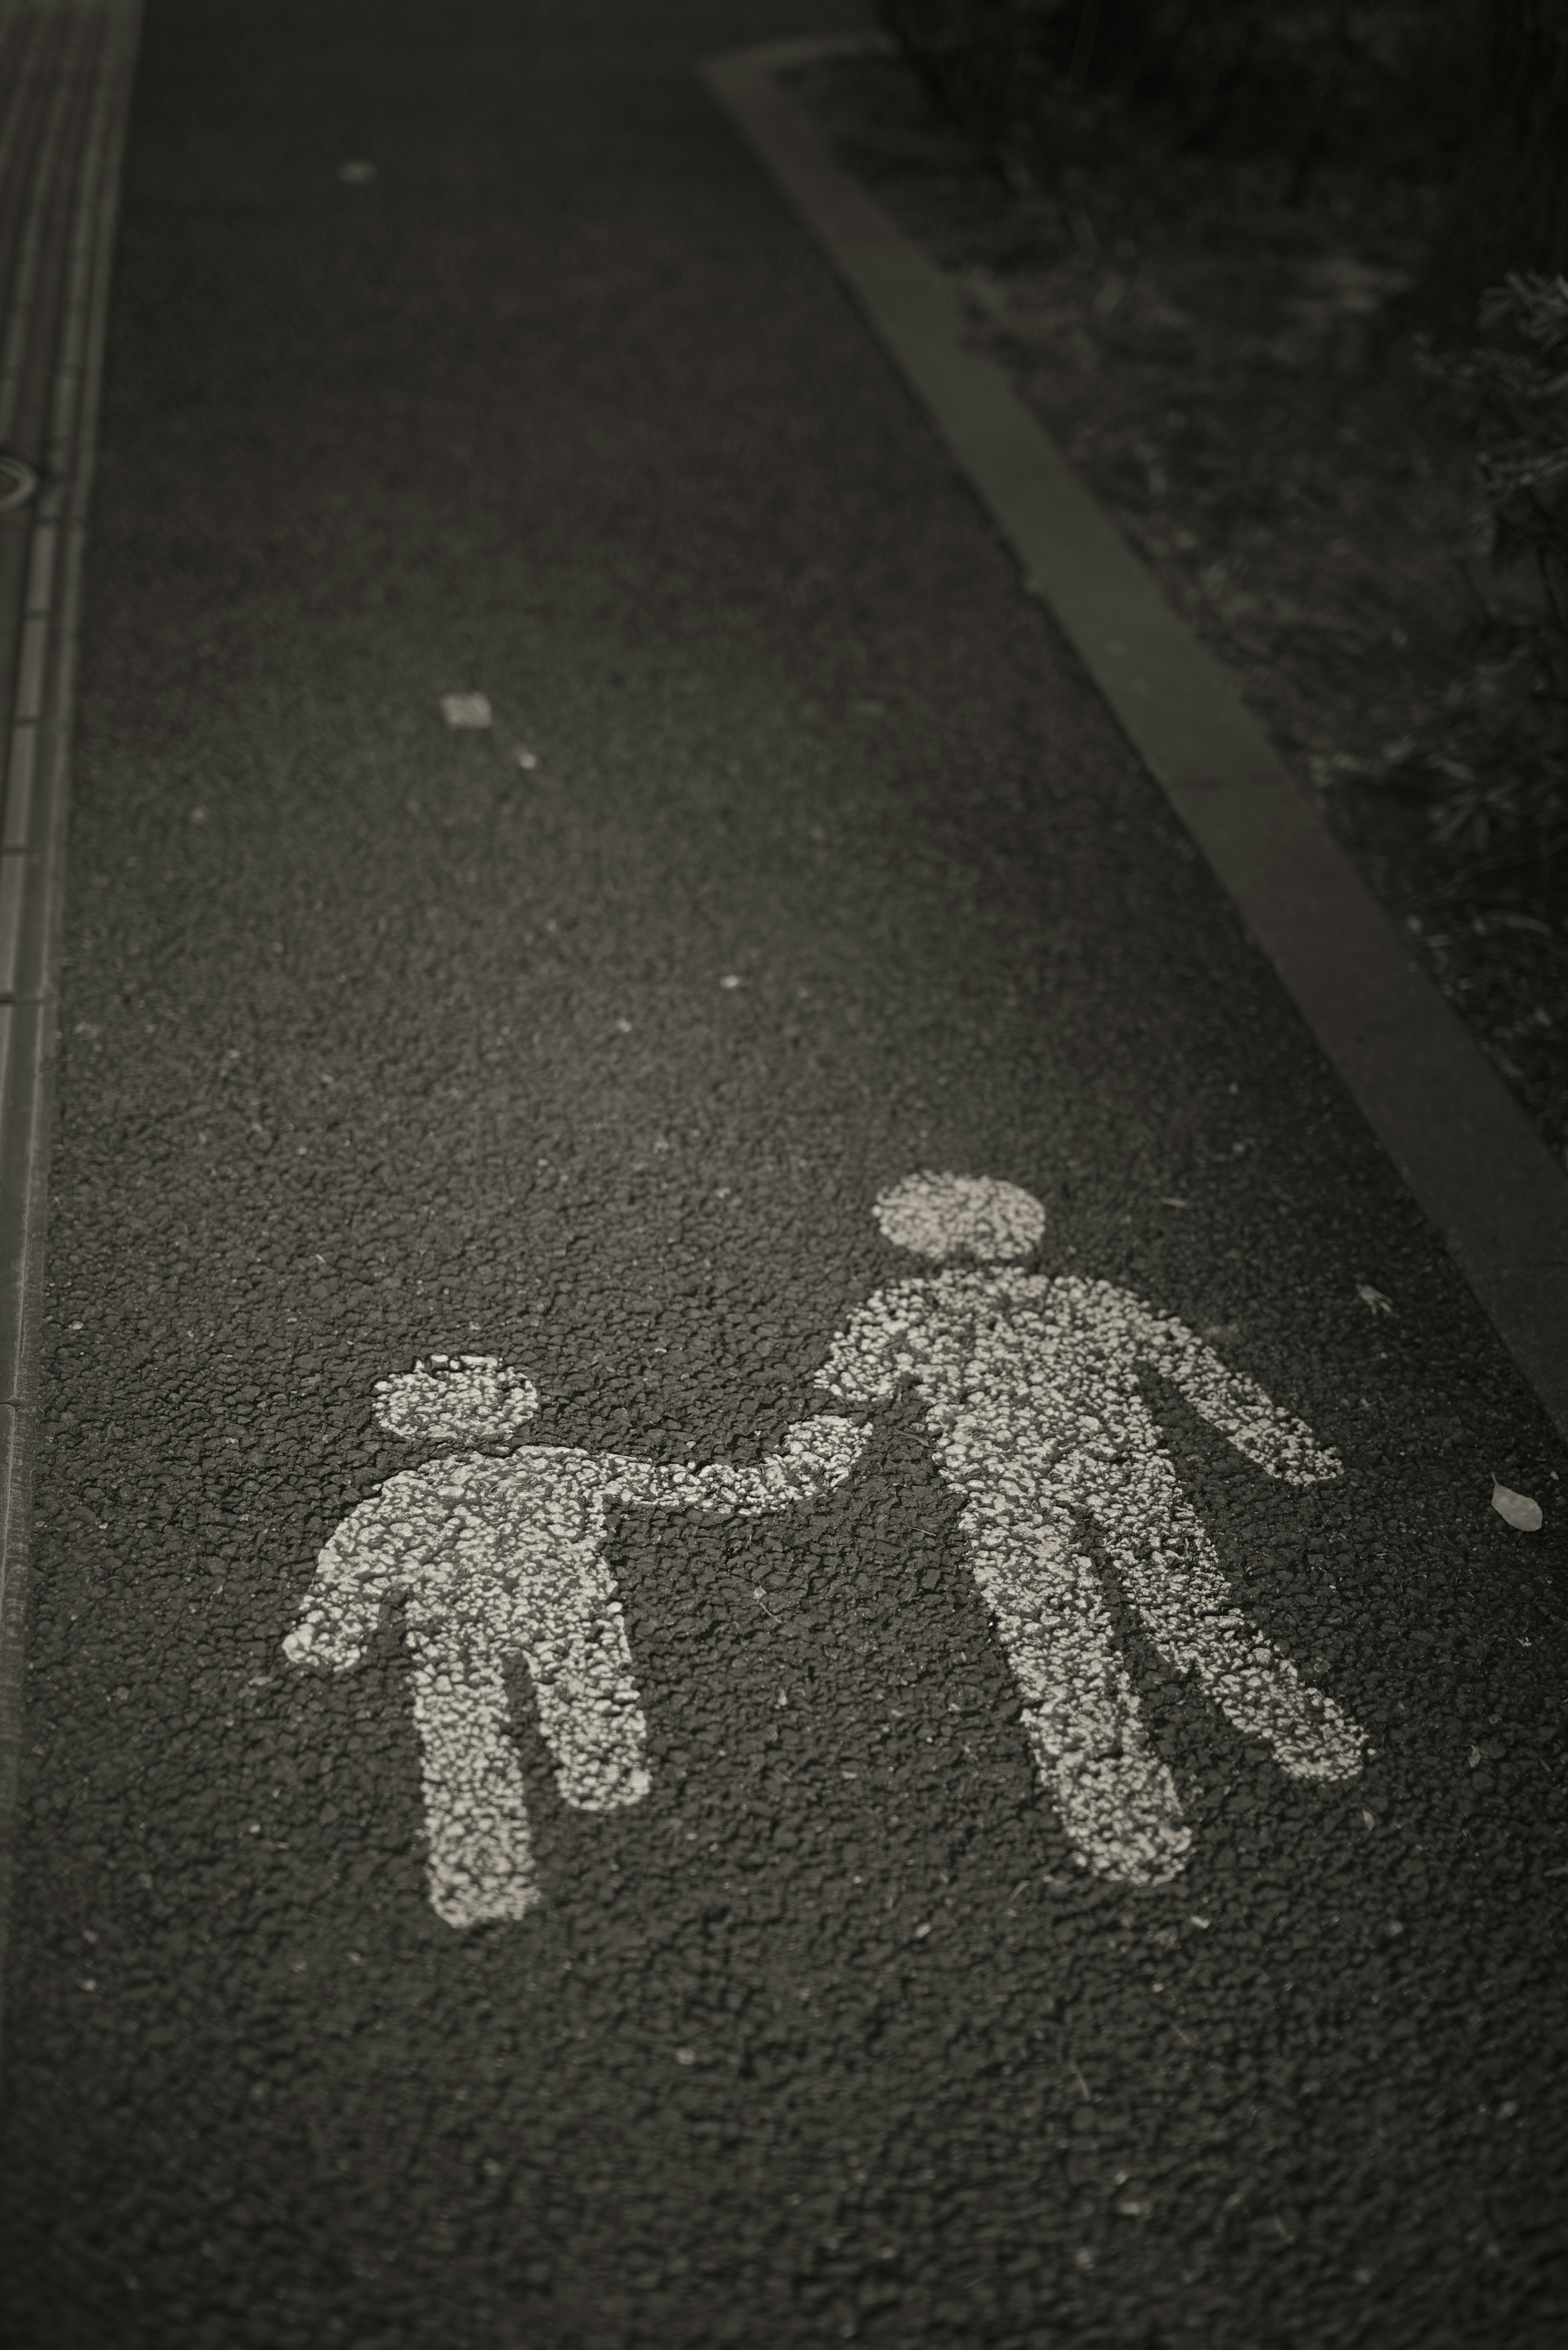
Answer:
xmin=872 ymin=1172 xmax=1045 ymax=1264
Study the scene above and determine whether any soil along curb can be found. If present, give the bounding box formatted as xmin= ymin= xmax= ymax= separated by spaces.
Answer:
xmin=700 ymin=31 xmax=1568 ymax=1444
xmin=0 ymin=0 xmax=145 ymax=2029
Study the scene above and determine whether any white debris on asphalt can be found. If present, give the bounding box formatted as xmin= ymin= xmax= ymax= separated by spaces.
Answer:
xmin=1492 ymin=1480 xmax=1544 ymax=1532
xmin=440 ymin=692 xmax=492 ymax=728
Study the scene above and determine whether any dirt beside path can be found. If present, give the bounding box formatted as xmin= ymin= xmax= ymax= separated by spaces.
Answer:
xmin=786 ymin=48 xmax=1567 ymax=1169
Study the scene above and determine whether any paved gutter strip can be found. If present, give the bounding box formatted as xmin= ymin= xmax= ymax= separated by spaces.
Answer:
xmin=701 ymin=32 xmax=1568 ymax=1444
xmin=0 ymin=0 xmax=143 ymax=1995
xmin=0 ymin=5 xmax=84 ymax=774
xmin=0 ymin=11 xmax=70 ymax=289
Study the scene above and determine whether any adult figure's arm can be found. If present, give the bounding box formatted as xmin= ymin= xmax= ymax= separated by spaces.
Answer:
xmin=1109 ymin=1284 xmax=1343 ymax=1485
xmin=810 ymin=1278 xmax=942 ymax=1409
xmin=283 ymin=1468 xmax=451 ymax=1670
xmin=620 ymin=1412 xmax=871 ymax=1518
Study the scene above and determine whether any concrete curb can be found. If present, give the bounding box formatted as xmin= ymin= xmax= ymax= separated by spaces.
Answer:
xmin=700 ymin=30 xmax=1568 ymax=1444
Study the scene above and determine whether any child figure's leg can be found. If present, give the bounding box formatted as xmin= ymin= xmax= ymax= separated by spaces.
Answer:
xmin=408 ymin=1630 xmax=541 ymax=1927
xmin=961 ymin=1493 xmax=1192 ymax=1885
xmin=1095 ymin=1459 xmax=1363 ymax=1780
xmin=467 ymin=1470 xmax=653 ymax=1817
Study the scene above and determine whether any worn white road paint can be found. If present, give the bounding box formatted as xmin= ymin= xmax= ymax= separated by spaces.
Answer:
xmin=816 ymin=1173 xmax=1362 ymax=1884
xmin=372 ymin=1353 xmax=539 ymax=1446
xmin=873 ymin=1171 xmax=1045 ymax=1264
xmin=285 ymin=1367 xmax=867 ymax=1927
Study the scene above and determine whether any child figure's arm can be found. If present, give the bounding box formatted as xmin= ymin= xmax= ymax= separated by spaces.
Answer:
xmin=283 ymin=1469 xmax=450 ymax=1671
xmin=1114 ymin=1288 xmax=1342 ymax=1486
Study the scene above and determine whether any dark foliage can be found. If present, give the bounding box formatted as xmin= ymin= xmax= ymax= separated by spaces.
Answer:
xmin=1416 ymin=271 xmax=1568 ymax=853
xmin=1415 ymin=0 xmax=1568 ymax=339
xmin=877 ymin=1 xmax=1488 ymax=194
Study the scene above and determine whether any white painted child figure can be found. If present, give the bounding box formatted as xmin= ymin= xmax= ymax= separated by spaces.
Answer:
xmin=814 ymin=1173 xmax=1363 ymax=1885
xmin=284 ymin=1355 xmax=869 ymax=1928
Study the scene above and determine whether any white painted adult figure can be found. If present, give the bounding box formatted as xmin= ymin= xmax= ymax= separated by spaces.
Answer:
xmin=284 ymin=1355 xmax=869 ymax=1928
xmin=813 ymin=1173 xmax=1363 ymax=1884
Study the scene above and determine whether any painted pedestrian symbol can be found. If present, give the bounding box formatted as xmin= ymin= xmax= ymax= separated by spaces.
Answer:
xmin=283 ymin=1357 xmax=869 ymax=1926
xmin=814 ymin=1173 xmax=1363 ymax=1884
xmin=285 ymin=1171 xmax=1361 ymax=1921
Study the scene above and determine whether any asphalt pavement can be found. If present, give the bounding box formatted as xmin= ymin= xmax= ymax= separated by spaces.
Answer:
xmin=0 ymin=4 xmax=1565 ymax=2347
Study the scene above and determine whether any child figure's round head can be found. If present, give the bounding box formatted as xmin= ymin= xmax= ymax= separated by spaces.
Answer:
xmin=373 ymin=1354 xmax=539 ymax=1446
xmin=872 ymin=1171 xmax=1045 ymax=1264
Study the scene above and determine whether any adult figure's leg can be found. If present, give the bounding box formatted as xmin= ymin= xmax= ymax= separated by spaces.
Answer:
xmin=515 ymin=1558 xmax=651 ymax=1812
xmin=1092 ymin=1453 xmax=1363 ymax=1779
xmin=961 ymin=1490 xmax=1192 ymax=1884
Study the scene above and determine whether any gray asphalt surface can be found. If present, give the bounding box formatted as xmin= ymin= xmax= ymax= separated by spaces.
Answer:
xmin=1 ymin=4 xmax=1566 ymax=2346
